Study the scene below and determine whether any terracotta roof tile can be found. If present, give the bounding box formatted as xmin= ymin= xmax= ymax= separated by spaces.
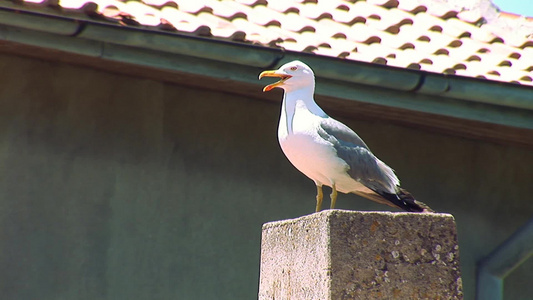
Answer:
xmin=10 ymin=0 xmax=533 ymax=86
xmin=397 ymin=0 xmax=427 ymax=14
xmin=425 ymin=2 xmax=458 ymax=20
xmin=456 ymin=9 xmax=484 ymax=25
xmin=234 ymin=0 xmax=266 ymax=6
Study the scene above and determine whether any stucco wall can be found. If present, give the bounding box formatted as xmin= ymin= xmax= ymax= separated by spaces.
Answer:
xmin=0 ymin=53 xmax=531 ymax=299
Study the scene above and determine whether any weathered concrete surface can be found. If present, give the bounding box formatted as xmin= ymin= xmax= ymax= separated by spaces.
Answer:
xmin=259 ymin=210 xmax=463 ymax=300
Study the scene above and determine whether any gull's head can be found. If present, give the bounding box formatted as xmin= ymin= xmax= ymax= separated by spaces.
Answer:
xmin=259 ymin=60 xmax=315 ymax=92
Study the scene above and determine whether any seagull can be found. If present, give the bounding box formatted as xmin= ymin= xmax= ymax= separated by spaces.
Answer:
xmin=259 ymin=60 xmax=433 ymax=213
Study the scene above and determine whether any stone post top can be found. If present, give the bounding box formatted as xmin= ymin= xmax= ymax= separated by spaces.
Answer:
xmin=263 ymin=209 xmax=456 ymax=229
xmin=259 ymin=209 xmax=463 ymax=299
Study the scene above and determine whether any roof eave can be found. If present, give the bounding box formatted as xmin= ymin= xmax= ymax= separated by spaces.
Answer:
xmin=1 ymin=7 xmax=532 ymax=146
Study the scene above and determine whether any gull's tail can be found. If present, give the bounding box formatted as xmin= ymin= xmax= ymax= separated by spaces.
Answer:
xmin=378 ymin=188 xmax=435 ymax=213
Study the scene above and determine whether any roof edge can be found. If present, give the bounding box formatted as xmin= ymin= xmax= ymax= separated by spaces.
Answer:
xmin=0 ymin=7 xmax=532 ymax=133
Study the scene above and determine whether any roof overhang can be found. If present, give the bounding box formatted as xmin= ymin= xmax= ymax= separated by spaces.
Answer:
xmin=1 ymin=5 xmax=532 ymax=147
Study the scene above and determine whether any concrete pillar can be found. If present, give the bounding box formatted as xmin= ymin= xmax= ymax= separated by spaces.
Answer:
xmin=258 ymin=210 xmax=463 ymax=299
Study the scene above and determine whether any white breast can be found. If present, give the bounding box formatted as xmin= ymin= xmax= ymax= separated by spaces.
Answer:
xmin=278 ymin=100 xmax=361 ymax=191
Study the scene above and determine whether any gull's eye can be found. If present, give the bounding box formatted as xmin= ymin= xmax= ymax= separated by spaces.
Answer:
xmin=290 ymin=66 xmax=297 ymax=71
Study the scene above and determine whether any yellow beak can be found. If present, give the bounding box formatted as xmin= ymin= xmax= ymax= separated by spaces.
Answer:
xmin=259 ymin=70 xmax=292 ymax=92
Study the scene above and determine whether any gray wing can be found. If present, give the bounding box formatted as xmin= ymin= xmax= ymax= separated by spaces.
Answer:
xmin=318 ymin=119 xmax=399 ymax=194
xmin=318 ymin=118 xmax=369 ymax=149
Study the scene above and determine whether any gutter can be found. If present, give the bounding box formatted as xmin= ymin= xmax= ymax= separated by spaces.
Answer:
xmin=0 ymin=6 xmax=532 ymax=131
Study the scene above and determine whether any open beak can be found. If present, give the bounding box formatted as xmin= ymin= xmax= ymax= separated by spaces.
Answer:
xmin=258 ymin=70 xmax=292 ymax=92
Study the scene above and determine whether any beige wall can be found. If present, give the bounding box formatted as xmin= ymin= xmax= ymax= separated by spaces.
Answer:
xmin=0 ymin=53 xmax=531 ymax=299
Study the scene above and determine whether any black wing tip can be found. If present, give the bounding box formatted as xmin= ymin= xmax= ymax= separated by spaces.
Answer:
xmin=380 ymin=189 xmax=435 ymax=213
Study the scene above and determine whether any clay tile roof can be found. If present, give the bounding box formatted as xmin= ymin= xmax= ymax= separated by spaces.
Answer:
xmin=11 ymin=0 xmax=533 ymax=86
